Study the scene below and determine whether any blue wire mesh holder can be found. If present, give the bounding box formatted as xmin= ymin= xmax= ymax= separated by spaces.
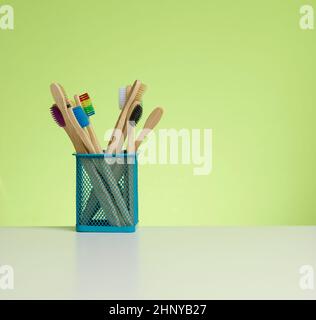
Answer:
xmin=74 ymin=153 xmax=139 ymax=233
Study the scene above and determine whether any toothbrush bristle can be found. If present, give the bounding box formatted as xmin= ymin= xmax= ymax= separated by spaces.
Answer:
xmin=129 ymin=105 xmax=143 ymax=126
xmin=135 ymin=84 xmax=146 ymax=102
xmin=79 ymin=93 xmax=90 ymax=101
xmin=79 ymin=92 xmax=95 ymax=115
xmin=119 ymin=87 xmax=127 ymax=109
xmin=79 ymin=93 xmax=91 ymax=106
xmin=73 ymin=106 xmax=90 ymax=128
xmin=83 ymin=105 xmax=95 ymax=117
xmin=50 ymin=104 xmax=66 ymax=127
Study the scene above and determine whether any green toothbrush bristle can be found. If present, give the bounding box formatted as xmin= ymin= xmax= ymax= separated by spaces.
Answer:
xmin=83 ymin=105 xmax=95 ymax=117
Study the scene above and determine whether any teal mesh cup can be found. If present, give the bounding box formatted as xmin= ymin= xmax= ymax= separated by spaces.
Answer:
xmin=75 ymin=153 xmax=139 ymax=232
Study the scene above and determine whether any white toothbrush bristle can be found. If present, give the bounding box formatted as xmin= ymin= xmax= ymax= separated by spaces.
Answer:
xmin=119 ymin=87 xmax=127 ymax=109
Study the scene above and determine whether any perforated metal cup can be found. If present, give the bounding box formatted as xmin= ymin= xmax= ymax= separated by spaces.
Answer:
xmin=75 ymin=153 xmax=138 ymax=232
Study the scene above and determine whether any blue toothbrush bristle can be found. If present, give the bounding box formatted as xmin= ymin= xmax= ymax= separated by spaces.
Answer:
xmin=73 ymin=106 xmax=89 ymax=128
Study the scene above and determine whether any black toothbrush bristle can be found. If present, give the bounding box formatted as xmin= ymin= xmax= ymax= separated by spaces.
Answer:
xmin=129 ymin=105 xmax=143 ymax=126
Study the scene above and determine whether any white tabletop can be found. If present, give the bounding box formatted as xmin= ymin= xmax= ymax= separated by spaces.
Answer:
xmin=0 ymin=227 xmax=316 ymax=300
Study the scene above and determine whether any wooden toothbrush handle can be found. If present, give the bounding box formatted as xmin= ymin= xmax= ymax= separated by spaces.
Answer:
xmin=87 ymin=125 xmax=103 ymax=154
xmin=107 ymin=80 xmax=142 ymax=153
xmin=83 ymin=160 xmax=125 ymax=226
xmin=127 ymin=123 xmax=136 ymax=154
xmin=50 ymin=84 xmax=89 ymax=154
xmin=126 ymin=85 xmax=132 ymax=98
xmin=54 ymin=84 xmax=95 ymax=153
xmin=91 ymin=158 xmax=133 ymax=225
xmin=74 ymin=94 xmax=102 ymax=154
xmin=67 ymin=104 xmax=96 ymax=154
xmin=135 ymin=107 xmax=164 ymax=151
xmin=64 ymin=126 xmax=87 ymax=154
xmin=118 ymin=100 xmax=140 ymax=153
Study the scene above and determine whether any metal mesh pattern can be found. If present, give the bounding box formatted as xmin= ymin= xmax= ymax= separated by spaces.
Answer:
xmin=75 ymin=153 xmax=138 ymax=232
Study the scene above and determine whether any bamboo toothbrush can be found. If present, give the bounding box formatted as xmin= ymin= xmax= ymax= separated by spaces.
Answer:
xmin=64 ymin=103 xmax=127 ymax=225
xmin=72 ymin=104 xmax=93 ymax=148
xmin=50 ymin=84 xmax=128 ymax=225
xmin=122 ymin=85 xmax=143 ymax=150
xmin=50 ymin=104 xmax=86 ymax=153
xmin=110 ymin=100 xmax=143 ymax=180
xmin=107 ymin=81 xmax=142 ymax=153
xmin=75 ymin=94 xmax=103 ymax=153
xmin=120 ymin=101 xmax=143 ymax=152
xmin=57 ymin=84 xmax=95 ymax=154
xmin=52 ymin=83 xmax=95 ymax=153
xmin=69 ymin=100 xmax=97 ymax=154
xmin=125 ymin=83 xmax=140 ymax=223
xmin=134 ymin=107 xmax=164 ymax=151
xmin=107 ymin=80 xmax=146 ymax=154
xmin=125 ymin=104 xmax=143 ymax=153
xmin=118 ymin=85 xmax=134 ymax=110
xmin=50 ymin=84 xmax=90 ymax=154
xmin=74 ymin=92 xmax=133 ymax=223
xmin=71 ymin=88 xmax=132 ymax=223
xmin=119 ymin=85 xmax=142 ymax=111
xmin=78 ymin=92 xmax=94 ymax=116
xmin=107 ymin=80 xmax=145 ymax=153
xmin=118 ymin=83 xmax=143 ymax=150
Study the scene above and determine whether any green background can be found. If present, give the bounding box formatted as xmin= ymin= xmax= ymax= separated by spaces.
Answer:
xmin=0 ymin=0 xmax=315 ymax=226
